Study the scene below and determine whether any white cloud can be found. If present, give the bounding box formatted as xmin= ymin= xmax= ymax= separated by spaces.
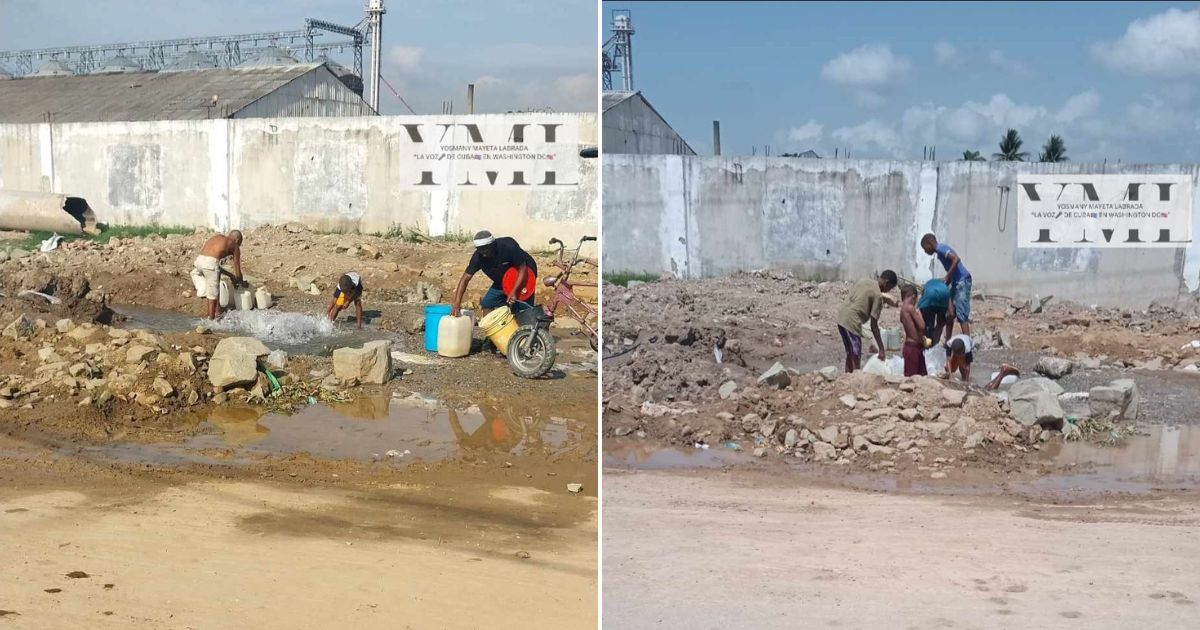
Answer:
xmin=787 ymin=120 xmax=824 ymax=144
xmin=821 ymin=44 xmax=911 ymax=89
xmin=1055 ymin=90 xmax=1101 ymax=123
xmin=388 ymin=46 xmax=424 ymax=73
xmin=1093 ymin=7 xmax=1200 ymax=76
xmin=933 ymin=41 xmax=957 ymax=65
xmin=820 ymin=44 xmax=911 ymax=110
xmin=987 ymin=49 xmax=1030 ymax=76
xmin=554 ymin=72 xmax=595 ymax=103
xmin=831 ymin=119 xmax=903 ymax=157
xmin=811 ymin=92 xmax=1109 ymax=160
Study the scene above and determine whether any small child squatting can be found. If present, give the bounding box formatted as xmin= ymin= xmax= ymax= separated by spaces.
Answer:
xmin=327 ymin=272 xmax=364 ymax=329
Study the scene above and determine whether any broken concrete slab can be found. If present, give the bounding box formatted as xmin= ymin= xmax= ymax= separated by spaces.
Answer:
xmin=332 ymin=340 xmax=393 ymax=384
xmin=1009 ymin=384 xmax=1065 ymax=429
xmin=1010 ymin=377 xmax=1065 ymax=399
xmin=1089 ymin=379 xmax=1139 ymax=421
xmin=208 ymin=337 xmax=270 ymax=390
xmin=757 ymin=362 xmax=791 ymax=389
xmin=816 ymin=366 xmax=838 ymax=382
xmin=1035 ymin=356 xmax=1074 ymax=379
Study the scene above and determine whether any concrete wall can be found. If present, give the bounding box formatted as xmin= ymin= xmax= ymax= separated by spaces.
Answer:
xmin=605 ymin=155 xmax=1200 ymax=309
xmin=0 ymin=113 xmax=597 ymax=248
xmin=603 ymin=93 xmax=695 ymax=156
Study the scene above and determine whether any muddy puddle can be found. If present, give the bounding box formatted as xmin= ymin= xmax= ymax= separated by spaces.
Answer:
xmin=110 ymin=304 xmax=396 ymax=355
xmin=606 ymin=425 xmax=1200 ymax=497
xmin=68 ymin=392 xmax=591 ymax=467
xmin=1035 ymin=425 xmax=1200 ymax=486
xmin=604 ymin=443 xmax=748 ymax=469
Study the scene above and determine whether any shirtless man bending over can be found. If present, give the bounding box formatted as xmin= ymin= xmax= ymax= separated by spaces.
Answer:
xmin=193 ymin=230 xmax=244 ymax=320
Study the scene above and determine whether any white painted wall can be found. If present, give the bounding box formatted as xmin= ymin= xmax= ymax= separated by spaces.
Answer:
xmin=0 ymin=113 xmax=598 ymax=248
xmin=606 ymin=155 xmax=1200 ymax=309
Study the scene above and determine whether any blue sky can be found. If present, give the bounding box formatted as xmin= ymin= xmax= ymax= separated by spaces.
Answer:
xmin=603 ymin=1 xmax=1200 ymax=163
xmin=1 ymin=0 xmax=597 ymax=115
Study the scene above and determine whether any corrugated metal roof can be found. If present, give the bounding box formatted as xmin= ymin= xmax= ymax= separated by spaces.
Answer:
xmin=0 ymin=63 xmax=340 ymax=122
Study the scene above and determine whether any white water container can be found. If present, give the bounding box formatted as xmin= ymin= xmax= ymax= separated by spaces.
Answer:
xmin=217 ymin=276 xmax=234 ymax=308
xmin=881 ymin=328 xmax=902 ymax=352
xmin=190 ymin=268 xmax=206 ymax=297
xmin=437 ymin=315 xmax=472 ymax=358
xmin=255 ymin=287 xmax=273 ymax=310
xmin=234 ymin=286 xmax=255 ymax=310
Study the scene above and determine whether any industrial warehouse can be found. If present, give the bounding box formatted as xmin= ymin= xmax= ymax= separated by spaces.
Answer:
xmin=0 ymin=1 xmax=598 ymax=628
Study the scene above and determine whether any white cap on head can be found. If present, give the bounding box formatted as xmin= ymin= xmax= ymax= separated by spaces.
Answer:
xmin=473 ymin=230 xmax=495 ymax=248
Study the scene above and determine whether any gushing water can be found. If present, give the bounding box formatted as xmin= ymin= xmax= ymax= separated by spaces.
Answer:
xmin=207 ymin=310 xmax=338 ymax=345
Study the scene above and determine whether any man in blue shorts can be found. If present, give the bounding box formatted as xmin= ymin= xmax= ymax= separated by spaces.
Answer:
xmin=921 ymin=233 xmax=972 ymax=337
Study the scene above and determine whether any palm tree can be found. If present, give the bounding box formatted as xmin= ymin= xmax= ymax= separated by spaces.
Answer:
xmin=1038 ymin=135 xmax=1068 ymax=162
xmin=961 ymin=150 xmax=985 ymax=161
xmin=993 ymin=129 xmax=1029 ymax=161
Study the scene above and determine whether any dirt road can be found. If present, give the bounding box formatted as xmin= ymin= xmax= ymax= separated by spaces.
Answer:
xmin=0 ymin=437 xmax=597 ymax=629
xmin=603 ymin=469 xmax=1200 ymax=629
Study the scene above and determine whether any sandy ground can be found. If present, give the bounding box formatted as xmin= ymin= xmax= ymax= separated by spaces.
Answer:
xmin=0 ymin=226 xmax=599 ymax=628
xmin=603 ymin=469 xmax=1200 ymax=630
xmin=0 ymin=436 xmax=597 ymax=629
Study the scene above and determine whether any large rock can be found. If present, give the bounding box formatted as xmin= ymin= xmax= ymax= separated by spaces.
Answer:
xmin=1035 ymin=356 xmax=1074 ymax=379
xmin=332 ymin=340 xmax=393 ymax=384
xmin=1089 ymin=379 xmax=1139 ymax=421
xmin=2 ymin=314 xmax=33 ymax=339
xmin=208 ymin=337 xmax=271 ymax=389
xmin=757 ymin=362 xmax=791 ymax=389
xmin=1009 ymin=379 xmax=1066 ymax=429
xmin=1010 ymin=377 xmax=1065 ymax=398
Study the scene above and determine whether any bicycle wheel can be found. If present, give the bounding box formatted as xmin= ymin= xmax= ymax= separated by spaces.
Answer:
xmin=508 ymin=326 xmax=557 ymax=379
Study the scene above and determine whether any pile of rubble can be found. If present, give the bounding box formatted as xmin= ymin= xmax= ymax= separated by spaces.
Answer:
xmin=0 ymin=308 xmax=401 ymax=423
xmin=603 ymin=274 xmax=1153 ymax=474
xmin=608 ymin=359 xmax=1142 ymax=473
xmin=0 ymin=312 xmax=212 ymax=415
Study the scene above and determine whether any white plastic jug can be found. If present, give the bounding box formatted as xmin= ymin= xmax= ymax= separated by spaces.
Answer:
xmin=234 ymin=286 xmax=255 ymax=310
xmin=190 ymin=268 xmax=206 ymax=297
xmin=881 ymin=328 xmax=902 ymax=352
xmin=254 ymin=287 xmax=273 ymax=310
xmin=437 ymin=315 xmax=472 ymax=358
xmin=217 ymin=276 xmax=235 ymax=308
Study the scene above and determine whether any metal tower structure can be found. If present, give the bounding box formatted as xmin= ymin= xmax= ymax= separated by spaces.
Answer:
xmin=0 ymin=5 xmax=388 ymax=106
xmin=365 ymin=0 xmax=386 ymax=112
xmin=601 ymin=9 xmax=634 ymax=92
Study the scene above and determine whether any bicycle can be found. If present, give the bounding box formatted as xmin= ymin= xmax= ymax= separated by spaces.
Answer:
xmin=507 ymin=235 xmax=597 ymax=378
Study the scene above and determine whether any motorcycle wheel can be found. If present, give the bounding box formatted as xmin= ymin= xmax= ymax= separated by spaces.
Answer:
xmin=508 ymin=325 xmax=557 ymax=379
